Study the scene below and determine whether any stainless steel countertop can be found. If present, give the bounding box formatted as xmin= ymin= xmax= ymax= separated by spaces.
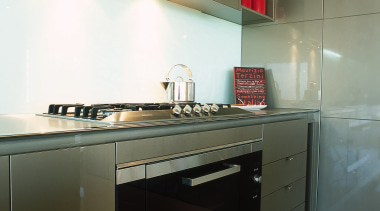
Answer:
xmin=0 ymin=109 xmax=317 ymax=139
xmin=0 ymin=114 xmax=108 ymax=138
xmin=0 ymin=108 xmax=319 ymax=156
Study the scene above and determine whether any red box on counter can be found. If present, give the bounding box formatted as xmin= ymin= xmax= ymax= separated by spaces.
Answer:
xmin=233 ymin=67 xmax=266 ymax=105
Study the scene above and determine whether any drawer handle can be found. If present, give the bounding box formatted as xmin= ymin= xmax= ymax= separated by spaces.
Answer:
xmin=286 ymin=156 xmax=294 ymax=161
xmin=285 ymin=185 xmax=293 ymax=190
xmin=182 ymin=164 xmax=240 ymax=187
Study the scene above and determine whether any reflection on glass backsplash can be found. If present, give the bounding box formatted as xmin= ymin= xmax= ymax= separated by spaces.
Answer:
xmin=266 ymin=62 xmax=310 ymax=102
xmin=322 ymin=14 xmax=380 ymax=121
xmin=319 ymin=118 xmax=380 ymax=210
xmin=241 ymin=20 xmax=322 ymax=109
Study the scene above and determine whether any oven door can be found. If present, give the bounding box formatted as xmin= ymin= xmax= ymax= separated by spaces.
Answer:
xmin=116 ymin=165 xmax=146 ymax=211
xmin=145 ymin=143 xmax=262 ymax=211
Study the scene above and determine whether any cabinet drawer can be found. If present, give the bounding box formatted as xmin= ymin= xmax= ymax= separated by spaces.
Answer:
xmin=117 ymin=137 xmax=165 ymax=164
xmin=117 ymin=125 xmax=262 ymax=164
xmin=198 ymin=125 xmax=262 ymax=148
xmin=261 ymin=177 xmax=306 ymax=211
xmin=292 ymin=202 xmax=305 ymax=211
xmin=263 ymin=119 xmax=308 ymax=164
xmin=261 ymin=151 xmax=307 ymax=197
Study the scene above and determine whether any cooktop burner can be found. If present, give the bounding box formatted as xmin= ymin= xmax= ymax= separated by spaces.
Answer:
xmin=38 ymin=103 xmax=253 ymax=125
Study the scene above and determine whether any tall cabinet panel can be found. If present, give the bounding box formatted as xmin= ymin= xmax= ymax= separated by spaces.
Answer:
xmin=0 ymin=156 xmax=9 ymax=211
xmin=11 ymin=143 xmax=115 ymax=211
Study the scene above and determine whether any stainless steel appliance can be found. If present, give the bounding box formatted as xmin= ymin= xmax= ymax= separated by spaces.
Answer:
xmin=37 ymin=102 xmax=262 ymax=210
xmin=161 ymin=64 xmax=195 ymax=102
xmin=116 ymin=141 xmax=262 ymax=211
xmin=37 ymin=103 xmax=254 ymax=125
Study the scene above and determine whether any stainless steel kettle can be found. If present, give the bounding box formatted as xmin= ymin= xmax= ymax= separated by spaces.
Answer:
xmin=161 ymin=64 xmax=195 ymax=102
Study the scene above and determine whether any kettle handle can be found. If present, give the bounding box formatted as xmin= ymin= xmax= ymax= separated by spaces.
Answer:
xmin=165 ymin=64 xmax=193 ymax=82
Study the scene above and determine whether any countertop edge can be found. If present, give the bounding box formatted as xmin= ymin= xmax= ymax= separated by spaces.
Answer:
xmin=0 ymin=109 xmax=319 ymax=156
xmin=0 ymin=108 xmax=318 ymax=139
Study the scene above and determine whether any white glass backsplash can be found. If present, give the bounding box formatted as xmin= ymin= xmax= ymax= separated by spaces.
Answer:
xmin=0 ymin=0 xmax=241 ymax=114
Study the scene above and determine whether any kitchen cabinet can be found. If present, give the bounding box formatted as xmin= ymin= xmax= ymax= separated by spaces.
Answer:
xmin=0 ymin=156 xmax=10 ymax=211
xmin=0 ymin=109 xmax=317 ymax=211
xmin=167 ymin=0 xmax=274 ymax=25
xmin=261 ymin=178 xmax=306 ymax=211
xmin=10 ymin=143 xmax=115 ymax=211
xmin=261 ymin=119 xmax=308 ymax=211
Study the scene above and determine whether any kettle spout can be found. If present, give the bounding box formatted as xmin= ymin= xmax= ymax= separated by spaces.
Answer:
xmin=160 ymin=82 xmax=170 ymax=90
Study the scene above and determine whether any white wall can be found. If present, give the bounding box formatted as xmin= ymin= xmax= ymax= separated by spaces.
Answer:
xmin=0 ymin=0 xmax=241 ymax=114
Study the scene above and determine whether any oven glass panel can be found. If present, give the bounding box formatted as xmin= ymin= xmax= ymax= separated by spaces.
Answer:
xmin=117 ymin=179 xmax=145 ymax=211
xmin=146 ymin=152 xmax=262 ymax=211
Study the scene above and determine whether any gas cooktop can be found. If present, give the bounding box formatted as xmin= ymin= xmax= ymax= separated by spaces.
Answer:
xmin=37 ymin=103 xmax=254 ymax=125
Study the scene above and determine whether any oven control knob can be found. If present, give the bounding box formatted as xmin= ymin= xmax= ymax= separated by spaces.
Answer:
xmin=202 ymin=104 xmax=211 ymax=114
xmin=194 ymin=104 xmax=202 ymax=115
xmin=183 ymin=105 xmax=192 ymax=116
xmin=250 ymin=174 xmax=262 ymax=184
xmin=211 ymin=104 xmax=219 ymax=114
xmin=172 ymin=105 xmax=182 ymax=116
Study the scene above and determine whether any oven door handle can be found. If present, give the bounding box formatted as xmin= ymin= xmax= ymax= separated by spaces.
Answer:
xmin=182 ymin=164 xmax=241 ymax=187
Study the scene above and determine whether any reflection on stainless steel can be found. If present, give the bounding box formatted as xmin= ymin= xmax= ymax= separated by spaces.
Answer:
xmin=252 ymin=174 xmax=262 ymax=184
xmin=286 ymin=156 xmax=294 ymax=161
xmin=285 ymin=184 xmax=293 ymax=190
xmin=116 ymin=141 xmax=262 ymax=185
xmin=183 ymin=104 xmax=192 ymax=115
xmin=116 ymin=165 xmax=145 ymax=185
xmin=116 ymin=139 xmax=262 ymax=169
xmin=202 ymin=104 xmax=211 ymax=114
xmin=172 ymin=105 xmax=182 ymax=116
xmin=103 ymin=110 xmax=173 ymax=123
xmin=100 ymin=108 xmax=132 ymax=117
xmin=182 ymin=164 xmax=241 ymax=186
xmin=194 ymin=104 xmax=202 ymax=115
xmin=211 ymin=104 xmax=219 ymax=114
xmin=319 ymin=118 xmax=380 ymax=211
xmin=146 ymin=143 xmax=254 ymax=179
xmin=38 ymin=107 xmax=253 ymax=125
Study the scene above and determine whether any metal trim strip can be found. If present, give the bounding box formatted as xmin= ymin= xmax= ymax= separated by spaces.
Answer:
xmin=116 ymin=139 xmax=262 ymax=169
xmin=116 ymin=165 xmax=145 ymax=185
xmin=145 ymin=142 xmax=259 ymax=179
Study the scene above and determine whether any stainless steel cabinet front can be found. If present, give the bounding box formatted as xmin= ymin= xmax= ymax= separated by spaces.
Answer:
xmin=116 ymin=125 xmax=262 ymax=164
xmin=261 ymin=177 xmax=306 ymax=211
xmin=261 ymin=119 xmax=308 ymax=211
xmin=261 ymin=151 xmax=307 ymax=197
xmin=263 ymin=119 xmax=308 ymax=165
xmin=0 ymin=156 xmax=9 ymax=211
xmin=198 ymin=125 xmax=262 ymax=148
xmin=11 ymin=143 xmax=115 ymax=211
xmin=292 ymin=202 xmax=306 ymax=211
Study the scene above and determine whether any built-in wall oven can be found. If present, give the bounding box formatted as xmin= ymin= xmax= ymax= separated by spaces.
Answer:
xmin=116 ymin=141 xmax=262 ymax=211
